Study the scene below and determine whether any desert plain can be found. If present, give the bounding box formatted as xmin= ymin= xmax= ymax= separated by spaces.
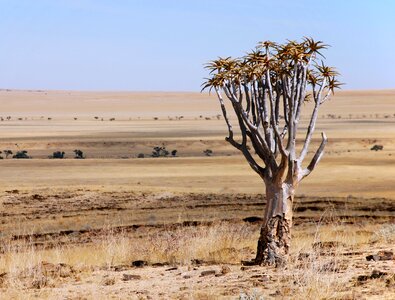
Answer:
xmin=0 ymin=89 xmax=394 ymax=299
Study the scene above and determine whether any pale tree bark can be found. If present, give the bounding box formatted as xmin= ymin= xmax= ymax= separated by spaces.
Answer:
xmin=203 ymin=39 xmax=340 ymax=266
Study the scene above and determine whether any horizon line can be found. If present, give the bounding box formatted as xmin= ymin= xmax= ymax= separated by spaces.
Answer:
xmin=1 ymin=88 xmax=395 ymax=94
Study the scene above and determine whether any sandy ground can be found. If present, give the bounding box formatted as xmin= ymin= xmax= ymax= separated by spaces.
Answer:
xmin=0 ymin=89 xmax=394 ymax=299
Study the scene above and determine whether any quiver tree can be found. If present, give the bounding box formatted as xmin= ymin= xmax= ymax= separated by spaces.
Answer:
xmin=202 ymin=38 xmax=341 ymax=266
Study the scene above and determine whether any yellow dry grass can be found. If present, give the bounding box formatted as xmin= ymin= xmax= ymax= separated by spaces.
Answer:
xmin=1 ymin=221 xmax=394 ymax=299
xmin=0 ymin=89 xmax=394 ymax=299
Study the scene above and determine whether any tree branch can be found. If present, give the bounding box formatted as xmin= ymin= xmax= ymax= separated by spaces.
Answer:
xmin=215 ymin=88 xmax=241 ymax=149
xmin=299 ymin=78 xmax=326 ymax=162
xmin=299 ymin=132 xmax=328 ymax=181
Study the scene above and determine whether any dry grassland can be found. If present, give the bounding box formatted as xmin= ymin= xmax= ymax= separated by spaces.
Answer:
xmin=0 ymin=90 xmax=394 ymax=299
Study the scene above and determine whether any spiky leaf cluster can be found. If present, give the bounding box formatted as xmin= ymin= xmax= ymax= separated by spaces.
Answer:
xmin=202 ymin=37 xmax=341 ymax=95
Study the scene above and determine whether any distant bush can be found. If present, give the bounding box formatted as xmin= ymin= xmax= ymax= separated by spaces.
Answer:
xmin=151 ymin=146 xmax=177 ymax=158
xmin=74 ymin=149 xmax=85 ymax=159
xmin=13 ymin=150 xmax=31 ymax=159
xmin=203 ymin=149 xmax=213 ymax=156
xmin=371 ymin=145 xmax=383 ymax=151
xmin=51 ymin=151 xmax=65 ymax=159
xmin=137 ymin=153 xmax=145 ymax=158
xmin=152 ymin=146 xmax=169 ymax=157
xmin=3 ymin=150 xmax=12 ymax=159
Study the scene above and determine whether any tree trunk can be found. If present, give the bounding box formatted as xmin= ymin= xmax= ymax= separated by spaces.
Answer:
xmin=254 ymin=182 xmax=294 ymax=266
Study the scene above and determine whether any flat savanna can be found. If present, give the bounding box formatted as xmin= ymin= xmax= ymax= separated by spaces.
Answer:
xmin=0 ymin=90 xmax=394 ymax=299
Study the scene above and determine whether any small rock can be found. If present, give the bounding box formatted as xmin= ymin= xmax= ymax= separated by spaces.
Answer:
xmin=377 ymin=250 xmax=394 ymax=260
xmin=366 ymin=255 xmax=381 ymax=261
xmin=357 ymin=275 xmax=369 ymax=282
xmin=183 ymin=275 xmax=191 ymax=279
xmin=152 ymin=262 xmax=167 ymax=267
xmin=370 ymin=270 xmax=387 ymax=279
xmin=241 ymin=260 xmax=257 ymax=266
xmin=366 ymin=251 xmax=394 ymax=261
xmin=191 ymin=259 xmax=203 ymax=265
xmin=122 ymin=274 xmax=141 ymax=281
xmin=165 ymin=267 xmax=178 ymax=271
xmin=131 ymin=260 xmax=148 ymax=268
xmin=242 ymin=216 xmax=263 ymax=223
xmin=113 ymin=265 xmax=130 ymax=272
xmin=102 ymin=277 xmax=115 ymax=286
xmin=356 ymin=270 xmax=388 ymax=283
xmin=200 ymin=270 xmax=216 ymax=277
xmin=220 ymin=265 xmax=231 ymax=275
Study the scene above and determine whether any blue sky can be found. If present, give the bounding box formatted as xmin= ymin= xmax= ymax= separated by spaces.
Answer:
xmin=0 ymin=0 xmax=394 ymax=91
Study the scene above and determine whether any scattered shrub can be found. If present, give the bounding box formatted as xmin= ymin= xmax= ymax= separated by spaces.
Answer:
xmin=370 ymin=145 xmax=383 ymax=151
xmin=3 ymin=150 xmax=13 ymax=159
xmin=203 ymin=149 xmax=213 ymax=156
xmin=13 ymin=150 xmax=31 ymax=159
xmin=152 ymin=146 xmax=169 ymax=157
xmin=51 ymin=151 xmax=65 ymax=159
xmin=73 ymin=149 xmax=85 ymax=159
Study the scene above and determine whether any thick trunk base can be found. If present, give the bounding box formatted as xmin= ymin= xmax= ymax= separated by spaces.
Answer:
xmin=254 ymin=215 xmax=291 ymax=266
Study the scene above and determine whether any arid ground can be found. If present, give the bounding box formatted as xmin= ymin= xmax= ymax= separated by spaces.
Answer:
xmin=0 ymin=90 xmax=394 ymax=299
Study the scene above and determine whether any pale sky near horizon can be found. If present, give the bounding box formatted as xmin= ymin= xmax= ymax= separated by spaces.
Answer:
xmin=0 ymin=0 xmax=394 ymax=91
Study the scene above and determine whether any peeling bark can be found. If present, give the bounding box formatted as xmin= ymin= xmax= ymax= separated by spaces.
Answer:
xmin=255 ymin=182 xmax=294 ymax=266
